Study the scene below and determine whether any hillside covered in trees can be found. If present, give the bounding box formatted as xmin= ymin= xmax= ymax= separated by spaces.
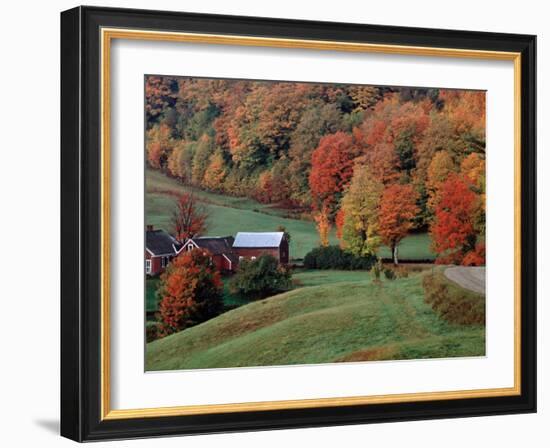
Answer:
xmin=145 ymin=76 xmax=486 ymax=265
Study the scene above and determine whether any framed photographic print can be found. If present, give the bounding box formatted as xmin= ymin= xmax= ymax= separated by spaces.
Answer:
xmin=60 ymin=6 xmax=536 ymax=442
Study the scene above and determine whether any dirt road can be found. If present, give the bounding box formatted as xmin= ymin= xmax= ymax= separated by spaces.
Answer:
xmin=444 ymin=266 xmax=486 ymax=295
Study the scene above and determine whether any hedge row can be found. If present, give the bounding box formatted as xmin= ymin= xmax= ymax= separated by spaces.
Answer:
xmin=422 ymin=271 xmax=485 ymax=325
xmin=303 ymin=246 xmax=377 ymax=271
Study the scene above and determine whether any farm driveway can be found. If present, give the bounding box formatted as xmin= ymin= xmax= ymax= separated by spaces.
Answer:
xmin=444 ymin=266 xmax=486 ymax=295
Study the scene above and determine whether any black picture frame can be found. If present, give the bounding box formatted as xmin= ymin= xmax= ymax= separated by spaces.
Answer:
xmin=61 ymin=5 xmax=536 ymax=442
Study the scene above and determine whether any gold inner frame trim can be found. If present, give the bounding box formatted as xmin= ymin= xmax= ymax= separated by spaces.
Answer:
xmin=100 ymin=27 xmax=522 ymax=421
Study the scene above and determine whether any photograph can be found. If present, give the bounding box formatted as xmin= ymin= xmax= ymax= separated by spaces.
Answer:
xmin=143 ymin=76 xmax=487 ymax=371
xmin=57 ymin=5 xmax=537 ymax=441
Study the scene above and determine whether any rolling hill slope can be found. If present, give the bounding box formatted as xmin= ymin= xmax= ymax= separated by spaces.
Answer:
xmin=146 ymin=273 xmax=484 ymax=371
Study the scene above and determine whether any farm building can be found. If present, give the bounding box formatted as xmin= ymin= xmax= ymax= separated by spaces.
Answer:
xmin=145 ymin=225 xmax=184 ymax=276
xmin=232 ymin=232 xmax=289 ymax=264
xmin=182 ymin=236 xmax=239 ymax=272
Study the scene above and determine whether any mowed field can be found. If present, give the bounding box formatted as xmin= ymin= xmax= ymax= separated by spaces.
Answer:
xmin=146 ymin=269 xmax=485 ymax=370
xmin=145 ymin=169 xmax=435 ymax=260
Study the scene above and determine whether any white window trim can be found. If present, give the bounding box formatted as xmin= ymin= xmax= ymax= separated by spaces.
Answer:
xmin=145 ymin=259 xmax=152 ymax=274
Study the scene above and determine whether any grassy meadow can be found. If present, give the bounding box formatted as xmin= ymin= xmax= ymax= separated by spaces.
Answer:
xmin=145 ymin=168 xmax=435 ymax=261
xmin=147 ymin=269 xmax=383 ymax=315
xmin=146 ymin=268 xmax=485 ymax=370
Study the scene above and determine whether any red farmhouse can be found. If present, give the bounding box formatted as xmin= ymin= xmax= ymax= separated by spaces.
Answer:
xmin=145 ymin=225 xmax=183 ymax=276
xmin=182 ymin=236 xmax=239 ymax=272
xmin=232 ymin=232 xmax=289 ymax=264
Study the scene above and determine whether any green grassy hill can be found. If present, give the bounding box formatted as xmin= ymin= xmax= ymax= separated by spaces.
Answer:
xmin=145 ymin=272 xmax=484 ymax=370
xmin=147 ymin=269 xmax=377 ymax=314
xmin=145 ymin=169 xmax=436 ymax=260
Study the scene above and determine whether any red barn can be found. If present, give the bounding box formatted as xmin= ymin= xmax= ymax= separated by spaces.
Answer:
xmin=145 ymin=225 xmax=183 ymax=276
xmin=232 ymin=232 xmax=289 ymax=264
xmin=182 ymin=236 xmax=239 ymax=272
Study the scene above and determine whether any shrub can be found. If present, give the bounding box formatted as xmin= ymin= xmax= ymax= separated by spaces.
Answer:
xmin=146 ymin=321 xmax=168 ymax=343
xmin=395 ymin=266 xmax=409 ymax=278
xmin=230 ymin=254 xmax=292 ymax=300
xmin=303 ymin=245 xmax=376 ymax=270
xmin=371 ymin=260 xmax=382 ymax=283
xmin=383 ymin=267 xmax=396 ymax=280
xmin=372 ymin=261 xmax=382 ymax=282
xmin=422 ymin=271 xmax=485 ymax=325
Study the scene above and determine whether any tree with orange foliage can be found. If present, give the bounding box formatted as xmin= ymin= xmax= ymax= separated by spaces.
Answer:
xmin=460 ymin=153 xmax=485 ymax=189
xmin=438 ymin=90 xmax=486 ymax=154
xmin=158 ymin=249 xmax=223 ymax=332
xmin=460 ymin=153 xmax=486 ymax=237
xmin=379 ymin=184 xmax=419 ymax=264
xmin=426 ymin=150 xmax=457 ymax=212
xmin=227 ymin=82 xmax=311 ymax=169
xmin=146 ymin=124 xmax=173 ymax=169
xmin=256 ymin=170 xmax=273 ymax=204
xmin=202 ymin=151 xmax=227 ymax=192
xmin=309 ymin=132 xmax=357 ymax=215
xmin=431 ymin=173 xmax=484 ymax=265
xmin=335 ymin=208 xmax=345 ymax=241
xmin=314 ymin=206 xmax=332 ymax=247
xmin=171 ymin=192 xmax=208 ymax=241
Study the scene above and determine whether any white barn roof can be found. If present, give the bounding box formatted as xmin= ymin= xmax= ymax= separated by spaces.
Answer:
xmin=233 ymin=232 xmax=284 ymax=248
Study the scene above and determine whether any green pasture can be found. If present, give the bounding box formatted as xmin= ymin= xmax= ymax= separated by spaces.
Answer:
xmin=146 ymin=270 xmax=484 ymax=370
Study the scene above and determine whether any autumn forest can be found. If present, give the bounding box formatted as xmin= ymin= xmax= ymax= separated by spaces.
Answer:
xmin=145 ymin=76 xmax=486 ymax=265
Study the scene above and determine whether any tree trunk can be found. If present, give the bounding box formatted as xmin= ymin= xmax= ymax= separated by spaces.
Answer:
xmin=392 ymin=244 xmax=399 ymax=265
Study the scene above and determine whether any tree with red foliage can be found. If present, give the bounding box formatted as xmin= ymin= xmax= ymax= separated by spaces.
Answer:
xmin=378 ymin=184 xmax=419 ymax=264
xmin=158 ymin=250 xmax=223 ymax=332
xmin=462 ymin=243 xmax=486 ymax=266
xmin=171 ymin=192 xmax=208 ymax=241
xmin=353 ymin=95 xmax=431 ymax=185
xmin=431 ymin=174 xmax=484 ymax=265
xmin=309 ymin=131 xmax=357 ymax=215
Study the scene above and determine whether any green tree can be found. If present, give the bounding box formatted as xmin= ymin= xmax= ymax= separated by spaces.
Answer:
xmin=230 ymin=255 xmax=291 ymax=300
xmin=340 ymin=164 xmax=383 ymax=256
xmin=191 ymin=134 xmax=216 ymax=186
xmin=175 ymin=140 xmax=197 ymax=183
xmin=394 ymin=128 xmax=416 ymax=180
